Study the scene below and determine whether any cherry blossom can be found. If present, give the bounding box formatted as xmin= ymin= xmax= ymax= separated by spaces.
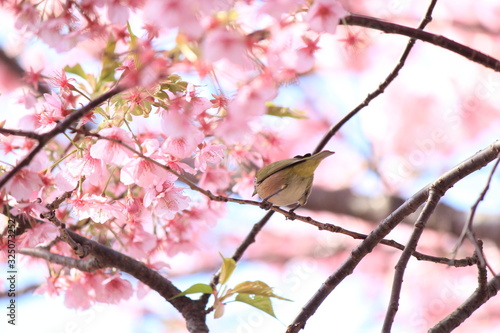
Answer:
xmin=230 ymin=72 xmax=278 ymax=117
xmin=97 ymin=274 xmax=134 ymax=304
xmin=90 ymin=127 xmax=135 ymax=165
xmin=10 ymin=201 xmax=48 ymax=221
xmin=55 ymin=150 xmax=110 ymax=191
xmin=306 ymin=0 xmax=348 ymax=34
xmin=49 ymin=70 xmax=75 ymax=91
xmin=0 ymin=135 xmax=19 ymax=155
xmin=18 ymin=223 xmax=58 ymax=248
xmin=143 ymin=182 xmax=190 ymax=220
xmin=121 ymin=156 xmax=176 ymax=188
xmin=37 ymin=17 xmax=84 ymax=52
xmin=13 ymin=3 xmax=39 ymax=32
xmin=232 ymin=172 xmax=256 ymax=199
xmin=162 ymin=215 xmax=199 ymax=256
xmin=199 ymin=166 xmax=231 ymax=193
xmin=202 ymin=28 xmax=249 ymax=67
xmin=259 ymin=0 xmax=302 ymax=19
xmin=24 ymin=67 xmax=44 ymax=90
xmin=2 ymin=167 xmax=43 ymax=201
xmin=162 ymin=129 xmax=205 ymax=159
xmin=63 ymin=275 xmax=95 ymax=310
xmin=161 ymin=109 xmax=202 ymax=139
xmin=122 ymin=223 xmax=158 ymax=259
xmin=70 ymin=194 xmax=121 ymax=223
xmin=195 ymin=143 xmax=226 ymax=172
xmin=33 ymin=276 xmax=60 ymax=298
xmin=143 ymin=0 xmax=203 ymax=39
xmin=2 ymin=0 xmax=499 ymax=331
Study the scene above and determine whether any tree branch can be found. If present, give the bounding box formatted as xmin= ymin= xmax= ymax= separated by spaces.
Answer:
xmin=453 ymin=152 xmax=500 ymax=275
xmin=0 ymin=48 xmax=50 ymax=95
xmin=382 ymin=189 xmax=442 ymax=332
xmin=342 ymin=14 xmax=500 ymax=72
xmin=0 ymin=85 xmax=125 ymax=190
xmin=0 ymin=127 xmax=42 ymax=140
xmin=19 ymin=229 xmax=209 ymax=333
xmin=428 ymin=275 xmax=500 ymax=333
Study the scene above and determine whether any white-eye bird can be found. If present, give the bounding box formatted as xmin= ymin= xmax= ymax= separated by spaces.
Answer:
xmin=253 ymin=150 xmax=334 ymax=212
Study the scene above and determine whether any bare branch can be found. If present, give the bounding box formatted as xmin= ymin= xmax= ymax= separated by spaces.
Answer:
xmin=342 ymin=14 xmax=500 ymax=72
xmin=0 ymin=127 xmax=42 ymax=140
xmin=19 ymin=247 xmax=103 ymax=271
xmin=453 ymin=153 xmax=500 ymax=276
xmin=272 ymin=205 xmax=475 ymax=267
xmin=382 ymin=189 xmax=442 ymax=332
xmin=429 ymin=275 xmax=500 ymax=333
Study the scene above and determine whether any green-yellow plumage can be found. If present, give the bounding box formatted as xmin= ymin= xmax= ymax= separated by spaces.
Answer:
xmin=253 ymin=150 xmax=334 ymax=209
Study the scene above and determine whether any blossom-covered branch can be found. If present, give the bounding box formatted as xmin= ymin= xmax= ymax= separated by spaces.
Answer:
xmin=0 ymin=85 xmax=125 ymax=189
xmin=18 ymin=230 xmax=209 ymax=333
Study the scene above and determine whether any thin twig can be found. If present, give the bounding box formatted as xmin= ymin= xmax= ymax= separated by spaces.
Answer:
xmin=0 ymin=283 xmax=39 ymax=298
xmin=275 ymin=205 xmax=475 ymax=267
xmin=453 ymin=153 xmax=500 ymax=276
xmin=428 ymin=275 xmax=500 ymax=333
xmin=475 ymin=240 xmax=488 ymax=291
xmin=382 ymin=189 xmax=442 ymax=332
xmin=314 ymin=2 xmax=438 ymax=153
xmin=0 ymin=128 xmax=42 ymax=140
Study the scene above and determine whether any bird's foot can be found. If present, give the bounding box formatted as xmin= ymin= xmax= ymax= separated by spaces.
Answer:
xmin=286 ymin=205 xmax=301 ymax=220
xmin=259 ymin=200 xmax=273 ymax=210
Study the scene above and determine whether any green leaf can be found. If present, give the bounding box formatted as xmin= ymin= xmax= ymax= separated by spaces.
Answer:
xmin=219 ymin=253 xmax=236 ymax=285
xmin=92 ymin=107 xmax=107 ymax=118
xmin=266 ymin=102 xmax=307 ymax=119
xmin=160 ymin=75 xmax=188 ymax=94
xmin=127 ymin=22 xmax=138 ymax=50
xmin=169 ymin=283 xmax=213 ymax=300
xmin=64 ymin=64 xmax=87 ymax=80
xmin=152 ymin=101 xmax=170 ymax=109
xmin=231 ymin=281 xmax=292 ymax=301
xmin=235 ymin=294 xmax=276 ymax=318
xmin=99 ymin=37 xmax=118 ymax=84
xmin=154 ymin=90 xmax=169 ymax=100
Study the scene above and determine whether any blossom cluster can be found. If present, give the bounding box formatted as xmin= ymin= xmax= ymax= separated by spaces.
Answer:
xmin=0 ymin=0 xmax=347 ymax=308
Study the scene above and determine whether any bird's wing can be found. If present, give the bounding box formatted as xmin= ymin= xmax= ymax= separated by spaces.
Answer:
xmin=255 ymin=157 xmax=308 ymax=183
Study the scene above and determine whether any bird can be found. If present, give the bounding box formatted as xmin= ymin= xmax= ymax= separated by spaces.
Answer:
xmin=253 ymin=150 xmax=334 ymax=213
